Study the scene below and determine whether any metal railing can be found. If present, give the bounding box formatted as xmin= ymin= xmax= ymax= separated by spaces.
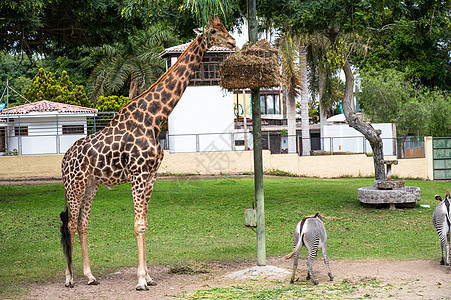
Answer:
xmin=0 ymin=112 xmax=426 ymax=158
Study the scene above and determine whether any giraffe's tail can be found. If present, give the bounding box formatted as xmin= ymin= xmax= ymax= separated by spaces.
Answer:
xmin=60 ymin=206 xmax=72 ymax=276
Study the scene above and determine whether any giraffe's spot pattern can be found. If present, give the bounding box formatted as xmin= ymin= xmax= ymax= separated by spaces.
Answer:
xmin=61 ymin=16 xmax=235 ymax=285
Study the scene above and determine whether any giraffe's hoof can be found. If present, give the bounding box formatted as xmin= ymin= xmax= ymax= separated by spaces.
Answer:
xmin=88 ymin=280 xmax=100 ymax=285
xmin=136 ymin=284 xmax=149 ymax=291
xmin=65 ymin=282 xmax=74 ymax=288
xmin=147 ymin=280 xmax=157 ymax=286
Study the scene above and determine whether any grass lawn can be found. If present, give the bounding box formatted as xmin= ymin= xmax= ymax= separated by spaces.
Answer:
xmin=0 ymin=176 xmax=448 ymax=297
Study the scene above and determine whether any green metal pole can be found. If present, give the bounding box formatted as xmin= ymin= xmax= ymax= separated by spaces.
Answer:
xmin=248 ymin=0 xmax=266 ymax=266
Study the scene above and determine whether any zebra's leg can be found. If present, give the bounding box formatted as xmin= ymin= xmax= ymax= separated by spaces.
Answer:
xmin=290 ymin=250 xmax=300 ymax=284
xmin=438 ymin=227 xmax=448 ymax=265
xmin=445 ymin=230 xmax=450 ymax=266
xmin=307 ymin=247 xmax=318 ymax=285
xmin=322 ymin=244 xmax=334 ymax=281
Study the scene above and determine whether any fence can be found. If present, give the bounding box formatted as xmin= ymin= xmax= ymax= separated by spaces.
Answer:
xmin=0 ymin=112 xmax=427 ymax=159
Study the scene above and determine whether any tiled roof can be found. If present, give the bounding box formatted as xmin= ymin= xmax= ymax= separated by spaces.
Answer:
xmin=0 ymin=100 xmax=98 ymax=115
xmin=160 ymin=42 xmax=234 ymax=57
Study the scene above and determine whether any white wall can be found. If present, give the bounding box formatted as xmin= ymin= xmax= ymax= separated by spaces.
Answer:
xmin=322 ymin=123 xmax=396 ymax=156
xmin=168 ymin=86 xmax=235 ymax=153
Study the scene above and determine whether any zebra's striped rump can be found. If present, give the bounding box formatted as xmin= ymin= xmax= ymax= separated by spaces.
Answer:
xmin=433 ymin=190 xmax=451 ymax=266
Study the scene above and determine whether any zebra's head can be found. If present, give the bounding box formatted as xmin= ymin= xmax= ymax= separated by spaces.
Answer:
xmin=435 ymin=190 xmax=450 ymax=202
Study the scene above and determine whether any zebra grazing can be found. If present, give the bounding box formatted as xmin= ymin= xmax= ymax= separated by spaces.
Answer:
xmin=433 ymin=190 xmax=451 ymax=266
xmin=283 ymin=213 xmax=334 ymax=285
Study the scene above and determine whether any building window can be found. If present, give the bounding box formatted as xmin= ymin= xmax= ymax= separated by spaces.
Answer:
xmin=190 ymin=55 xmax=225 ymax=86
xmin=62 ymin=125 xmax=84 ymax=135
xmin=235 ymin=140 xmax=245 ymax=146
xmin=260 ymin=93 xmax=280 ymax=114
xmin=14 ymin=126 xmax=28 ymax=136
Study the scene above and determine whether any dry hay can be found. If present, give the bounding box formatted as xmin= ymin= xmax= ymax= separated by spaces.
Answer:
xmin=169 ymin=261 xmax=211 ymax=275
xmin=220 ymin=39 xmax=281 ymax=90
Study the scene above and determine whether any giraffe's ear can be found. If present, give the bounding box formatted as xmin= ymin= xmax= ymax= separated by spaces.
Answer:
xmin=215 ymin=16 xmax=220 ymax=22
xmin=193 ymin=28 xmax=203 ymax=35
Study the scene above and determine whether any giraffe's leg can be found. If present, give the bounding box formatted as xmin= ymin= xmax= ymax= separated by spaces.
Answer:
xmin=64 ymin=190 xmax=84 ymax=288
xmin=64 ymin=233 xmax=75 ymax=288
xmin=144 ymin=176 xmax=157 ymax=287
xmin=131 ymin=174 xmax=155 ymax=291
xmin=78 ymin=183 xmax=100 ymax=285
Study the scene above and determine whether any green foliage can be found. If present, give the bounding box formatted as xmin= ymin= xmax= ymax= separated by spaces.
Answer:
xmin=86 ymin=26 xmax=179 ymax=103
xmin=185 ymin=0 xmax=232 ymax=27
xmin=24 ymin=68 xmax=92 ymax=107
xmin=0 ymin=0 xmax=146 ymax=56
xmin=357 ymin=18 xmax=450 ymax=90
xmin=120 ymin=0 xmax=241 ymax=40
xmin=39 ymin=49 xmax=100 ymax=87
xmin=358 ymin=68 xmax=451 ymax=137
xmin=0 ymin=53 xmax=39 ymax=106
xmin=95 ymin=95 xmax=131 ymax=112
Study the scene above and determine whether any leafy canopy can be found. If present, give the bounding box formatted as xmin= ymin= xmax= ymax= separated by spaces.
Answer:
xmin=358 ymin=68 xmax=450 ymax=137
xmin=24 ymin=68 xmax=92 ymax=107
xmin=0 ymin=0 xmax=146 ymax=56
xmin=95 ymin=95 xmax=131 ymax=112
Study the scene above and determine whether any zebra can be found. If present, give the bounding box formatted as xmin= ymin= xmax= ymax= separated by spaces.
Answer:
xmin=433 ymin=190 xmax=451 ymax=266
xmin=283 ymin=213 xmax=334 ymax=285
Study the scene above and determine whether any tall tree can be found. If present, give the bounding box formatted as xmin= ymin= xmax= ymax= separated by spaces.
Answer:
xmin=278 ymin=31 xmax=301 ymax=154
xmin=355 ymin=4 xmax=451 ymax=90
xmin=299 ymin=46 xmax=310 ymax=155
xmin=358 ymin=68 xmax=451 ymax=140
xmin=281 ymin=0 xmax=391 ymax=179
xmin=0 ymin=0 xmax=146 ymax=57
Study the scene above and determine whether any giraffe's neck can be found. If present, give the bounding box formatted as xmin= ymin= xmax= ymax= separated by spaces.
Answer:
xmin=110 ymin=35 xmax=208 ymax=137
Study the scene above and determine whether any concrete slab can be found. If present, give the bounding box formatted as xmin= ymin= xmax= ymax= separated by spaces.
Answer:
xmin=225 ymin=265 xmax=291 ymax=281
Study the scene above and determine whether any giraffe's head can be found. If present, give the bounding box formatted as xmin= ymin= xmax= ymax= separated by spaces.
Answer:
xmin=195 ymin=16 xmax=236 ymax=50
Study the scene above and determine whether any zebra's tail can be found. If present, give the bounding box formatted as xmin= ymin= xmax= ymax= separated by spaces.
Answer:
xmin=283 ymin=235 xmax=303 ymax=260
xmin=60 ymin=206 xmax=72 ymax=277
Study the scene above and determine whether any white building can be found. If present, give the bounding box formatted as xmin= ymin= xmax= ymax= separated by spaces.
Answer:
xmin=0 ymin=100 xmax=97 ymax=155
xmin=323 ymin=114 xmax=396 ymax=156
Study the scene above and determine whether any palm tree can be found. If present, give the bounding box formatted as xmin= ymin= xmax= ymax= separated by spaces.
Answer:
xmin=86 ymin=27 xmax=179 ymax=103
xmin=278 ymin=30 xmax=301 ymax=154
xmin=304 ymin=33 xmax=342 ymax=150
xmin=299 ymin=45 xmax=310 ymax=155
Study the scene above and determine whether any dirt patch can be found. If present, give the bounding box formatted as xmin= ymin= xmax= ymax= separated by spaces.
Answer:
xmin=26 ymin=258 xmax=450 ymax=299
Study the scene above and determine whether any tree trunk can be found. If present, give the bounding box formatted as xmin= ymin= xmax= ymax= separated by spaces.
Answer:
xmin=318 ymin=70 xmax=327 ymax=151
xmin=287 ymin=92 xmax=297 ymax=154
xmin=399 ymin=135 xmax=407 ymax=159
xmin=342 ymin=60 xmax=385 ymax=180
xmin=300 ymin=47 xmax=310 ymax=156
xmin=129 ymin=77 xmax=138 ymax=99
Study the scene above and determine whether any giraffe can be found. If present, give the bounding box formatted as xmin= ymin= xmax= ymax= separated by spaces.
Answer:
xmin=59 ymin=16 xmax=235 ymax=291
